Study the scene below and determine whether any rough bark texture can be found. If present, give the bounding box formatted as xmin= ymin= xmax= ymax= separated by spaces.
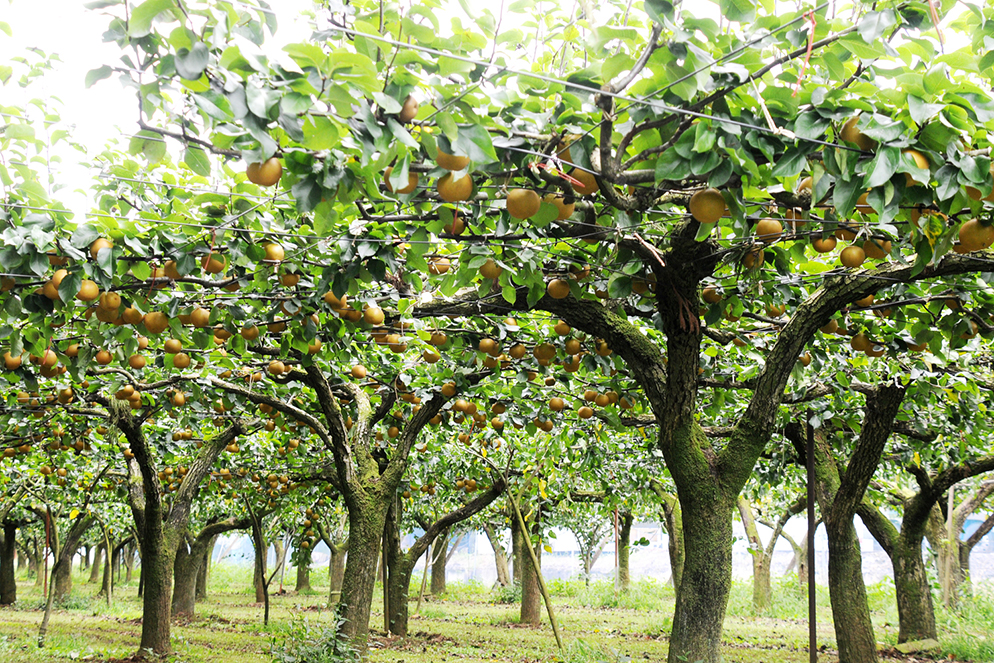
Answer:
xmin=108 ymin=396 xmax=246 ymax=657
xmin=813 ymin=384 xmax=905 ymax=663
xmin=53 ymin=548 xmax=74 ymax=602
xmin=482 ymin=522 xmax=511 ymax=587
xmin=617 ymin=511 xmax=633 ymax=591
xmin=0 ymin=521 xmax=17 ymax=605
xmin=195 ymin=538 xmax=213 ymax=601
xmin=338 ymin=500 xmax=386 ymax=647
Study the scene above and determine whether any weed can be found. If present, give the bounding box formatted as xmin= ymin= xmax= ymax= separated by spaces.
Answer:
xmin=269 ymin=608 xmax=360 ymax=663
xmin=564 ymin=639 xmax=631 ymax=663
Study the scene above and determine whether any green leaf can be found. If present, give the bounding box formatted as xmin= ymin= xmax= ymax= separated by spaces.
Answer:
xmin=770 ymin=148 xmax=807 ymax=178
xmin=857 ymin=9 xmax=897 ymax=43
xmin=864 ymin=146 xmax=901 ymax=188
xmin=719 ymin=0 xmax=755 ymax=23
xmin=452 ymin=124 xmax=498 ymax=165
xmin=643 ymin=0 xmax=674 ymax=25
xmin=923 ymin=63 xmax=949 ymax=95
xmin=5 ymin=124 xmax=35 ymax=141
xmin=175 ymin=42 xmax=209 ymax=80
xmin=128 ymin=0 xmax=176 ymax=38
xmin=0 ymin=21 xmax=11 ymax=37
xmin=184 ymin=147 xmax=210 ymax=176
xmin=907 ymin=96 xmax=944 ymax=125
xmin=85 ymin=65 xmax=113 ymax=89
xmin=302 ymin=115 xmax=340 ymax=150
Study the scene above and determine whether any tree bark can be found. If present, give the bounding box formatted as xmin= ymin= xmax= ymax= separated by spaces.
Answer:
xmin=385 ymin=481 xmax=506 ymax=636
xmin=520 ymin=513 xmax=542 ymax=626
xmin=88 ymin=543 xmax=104 ymax=584
xmin=53 ymin=551 xmax=73 ymax=602
xmin=430 ymin=532 xmax=448 ymax=595
xmin=656 ymin=489 xmax=684 ymax=592
xmin=251 ymin=524 xmax=267 ymax=604
xmin=337 ymin=500 xmax=387 ymax=649
xmin=511 ymin=513 xmax=523 ymax=584
xmin=617 ymin=511 xmax=633 ymax=591
xmin=810 ymin=384 xmax=905 ymax=663
xmin=0 ymin=521 xmax=17 ymax=605
xmin=482 ymin=522 xmax=510 ymax=586
xmin=295 ymin=545 xmax=312 ymax=593
xmin=738 ymin=496 xmax=771 ymax=612
xmin=195 ymin=537 xmax=214 ymax=601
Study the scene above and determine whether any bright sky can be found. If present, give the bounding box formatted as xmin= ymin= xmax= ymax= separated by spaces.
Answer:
xmin=0 ymin=0 xmax=311 ymax=214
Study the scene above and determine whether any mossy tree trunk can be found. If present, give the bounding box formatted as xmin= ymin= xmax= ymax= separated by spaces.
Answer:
xmin=617 ymin=511 xmax=633 ymax=591
xmin=858 ymin=460 xmax=994 ymax=643
xmin=809 ymin=384 xmax=905 ymax=663
xmin=195 ymin=536 xmax=215 ymax=601
xmin=385 ymin=480 xmax=506 ymax=635
xmin=173 ymin=517 xmax=250 ymax=617
xmin=211 ymin=364 xmax=459 ymax=655
xmin=108 ymin=396 xmax=246 ymax=658
xmin=294 ymin=545 xmax=312 ymax=593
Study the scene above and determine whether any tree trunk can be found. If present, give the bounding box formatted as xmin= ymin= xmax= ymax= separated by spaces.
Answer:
xmin=252 ymin=528 xmax=267 ymax=603
xmin=125 ymin=544 xmax=134 ymax=584
xmin=295 ymin=546 xmax=312 ymax=593
xmin=520 ymin=510 xmax=542 ymax=626
xmin=0 ymin=521 xmax=17 ymax=605
xmin=482 ymin=523 xmax=510 ymax=586
xmin=53 ymin=554 xmax=73 ymax=602
xmin=617 ymin=511 xmax=633 ymax=591
xmin=137 ymin=525 xmax=179 ymax=656
xmin=667 ymin=493 xmax=734 ymax=663
xmin=737 ymin=496 xmax=770 ymax=612
xmin=657 ymin=490 xmax=684 ymax=592
xmin=337 ymin=503 xmax=387 ymax=650
xmin=892 ymin=532 xmax=936 ymax=643
xmin=511 ymin=512 xmax=523 ymax=584
xmin=329 ymin=544 xmax=346 ymax=602
xmin=88 ymin=543 xmax=104 ymax=584
xmin=430 ymin=533 xmax=447 ymax=595
xmin=196 ymin=537 xmax=213 ymax=601
xmin=825 ymin=512 xmax=877 ymax=663
xmin=172 ymin=541 xmax=199 ymax=618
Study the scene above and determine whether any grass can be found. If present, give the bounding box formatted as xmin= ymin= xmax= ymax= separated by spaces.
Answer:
xmin=0 ymin=565 xmax=990 ymax=662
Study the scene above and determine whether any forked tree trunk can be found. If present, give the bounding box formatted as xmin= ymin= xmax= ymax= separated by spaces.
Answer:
xmin=482 ymin=523 xmax=510 ymax=586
